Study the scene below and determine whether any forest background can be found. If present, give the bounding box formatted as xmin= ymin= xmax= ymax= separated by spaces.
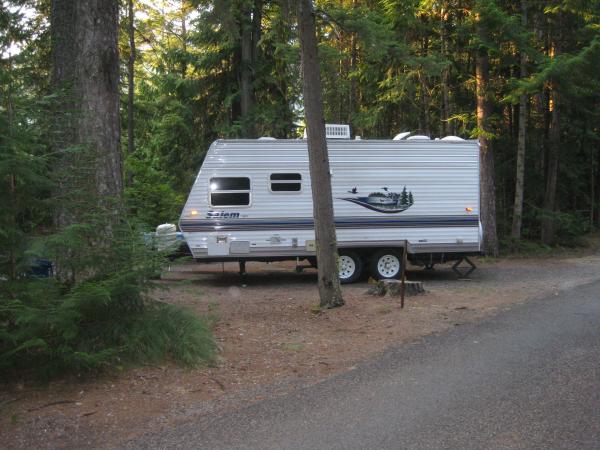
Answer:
xmin=1 ymin=0 xmax=599 ymax=376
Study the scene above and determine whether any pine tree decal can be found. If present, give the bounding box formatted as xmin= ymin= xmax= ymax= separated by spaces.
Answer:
xmin=401 ymin=186 xmax=408 ymax=205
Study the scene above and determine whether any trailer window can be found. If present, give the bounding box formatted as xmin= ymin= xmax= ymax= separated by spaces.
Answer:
xmin=270 ymin=173 xmax=302 ymax=192
xmin=209 ymin=177 xmax=250 ymax=206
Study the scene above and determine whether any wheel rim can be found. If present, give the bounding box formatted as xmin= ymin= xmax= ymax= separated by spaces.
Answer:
xmin=339 ymin=255 xmax=356 ymax=280
xmin=377 ymin=254 xmax=401 ymax=278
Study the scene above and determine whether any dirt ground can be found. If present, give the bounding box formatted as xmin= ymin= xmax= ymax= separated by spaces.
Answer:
xmin=3 ymin=248 xmax=600 ymax=449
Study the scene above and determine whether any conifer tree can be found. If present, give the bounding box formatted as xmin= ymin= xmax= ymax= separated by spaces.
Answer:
xmin=298 ymin=0 xmax=344 ymax=308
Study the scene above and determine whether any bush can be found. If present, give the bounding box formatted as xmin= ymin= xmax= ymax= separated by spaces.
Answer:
xmin=124 ymin=156 xmax=184 ymax=228
xmin=500 ymin=237 xmax=554 ymax=256
xmin=125 ymin=303 xmax=216 ymax=367
xmin=0 ymin=219 xmax=215 ymax=379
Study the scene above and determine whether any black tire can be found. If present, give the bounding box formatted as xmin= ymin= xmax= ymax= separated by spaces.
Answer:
xmin=370 ymin=249 xmax=403 ymax=280
xmin=338 ymin=250 xmax=363 ymax=284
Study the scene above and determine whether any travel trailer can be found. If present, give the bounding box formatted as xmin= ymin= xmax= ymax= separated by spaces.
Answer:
xmin=179 ymin=127 xmax=481 ymax=283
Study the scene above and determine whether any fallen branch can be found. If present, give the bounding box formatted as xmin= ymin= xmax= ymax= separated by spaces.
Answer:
xmin=28 ymin=400 xmax=76 ymax=412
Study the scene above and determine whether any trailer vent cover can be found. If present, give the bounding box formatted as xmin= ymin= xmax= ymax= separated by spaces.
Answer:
xmin=441 ymin=136 xmax=465 ymax=141
xmin=303 ymin=124 xmax=351 ymax=140
xmin=393 ymin=132 xmax=411 ymax=140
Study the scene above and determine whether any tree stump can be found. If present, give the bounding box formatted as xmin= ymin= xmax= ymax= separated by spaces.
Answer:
xmin=366 ymin=279 xmax=425 ymax=297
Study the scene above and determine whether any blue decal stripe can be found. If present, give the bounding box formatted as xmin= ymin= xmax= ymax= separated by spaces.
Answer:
xmin=180 ymin=216 xmax=479 ymax=232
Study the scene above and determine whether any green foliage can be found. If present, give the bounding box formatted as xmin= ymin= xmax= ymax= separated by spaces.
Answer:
xmin=117 ymin=0 xmax=600 ymax=247
xmin=124 ymin=156 xmax=184 ymax=227
xmin=533 ymin=209 xmax=590 ymax=246
xmin=499 ymin=237 xmax=554 ymax=256
xmin=3 ymin=0 xmax=600 ymax=382
xmin=0 ymin=5 xmax=215 ymax=379
xmin=0 ymin=219 xmax=216 ymax=379
xmin=1 ymin=75 xmax=58 ymax=284
xmin=125 ymin=303 xmax=215 ymax=367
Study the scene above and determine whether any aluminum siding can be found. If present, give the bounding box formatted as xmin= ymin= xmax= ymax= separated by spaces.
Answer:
xmin=180 ymin=139 xmax=480 ymax=258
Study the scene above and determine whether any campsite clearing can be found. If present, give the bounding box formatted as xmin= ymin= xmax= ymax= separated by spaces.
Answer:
xmin=2 ymin=249 xmax=600 ymax=449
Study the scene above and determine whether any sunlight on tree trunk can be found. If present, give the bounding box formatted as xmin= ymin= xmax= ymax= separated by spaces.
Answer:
xmin=475 ymin=10 xmax=499 ymax=257
xmin=298 ymin=0 xmax=344 ymax=309
xmin=541 ymin=15 xmax=563 ymax=245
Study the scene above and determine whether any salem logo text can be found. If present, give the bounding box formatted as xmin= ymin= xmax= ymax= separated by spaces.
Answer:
xmin=206 ymin=211 xmax=240 ymax=219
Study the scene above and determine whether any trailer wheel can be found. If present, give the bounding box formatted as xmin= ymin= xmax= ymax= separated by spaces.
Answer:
xmin=371 ymin=249 xmax=403 ymax=280
xmin=338 ymin=250 xmax=363 ymax=284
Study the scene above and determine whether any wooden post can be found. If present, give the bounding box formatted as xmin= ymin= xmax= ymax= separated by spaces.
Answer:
xmin=400 ymin=240 xmax=408 ymax=308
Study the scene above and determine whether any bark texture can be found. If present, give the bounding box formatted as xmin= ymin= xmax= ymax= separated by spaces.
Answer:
xmin=541 ymin=88 xmax=560 ymax=244
xmin=541 ymin=19 xmax=562 ymax=245
xmin=51 ymin=0 xmax=123 ymax=216
xmin=510 ymin=0 xmax=528 ymax=240
xmin=237 ymin=0 xmax=262 ymax=138
xmin=127 ymin=0 xmax=135 ymax=162
xmin=298 ymin=0 xmax=344 ymax=308
xmin=475 ymin=15 xmax=499 ymax=257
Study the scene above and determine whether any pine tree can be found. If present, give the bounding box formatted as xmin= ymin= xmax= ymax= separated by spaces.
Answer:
xmin=298 ymin=0 xmax=344 ymax=308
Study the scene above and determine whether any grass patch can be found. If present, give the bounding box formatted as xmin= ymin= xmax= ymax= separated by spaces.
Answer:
xmin=125 ymin=303 xmax=216 ymax=367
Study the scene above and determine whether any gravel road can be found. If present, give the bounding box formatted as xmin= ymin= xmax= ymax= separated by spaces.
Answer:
xmin=128 ymin=277 xmax=600 ymax=450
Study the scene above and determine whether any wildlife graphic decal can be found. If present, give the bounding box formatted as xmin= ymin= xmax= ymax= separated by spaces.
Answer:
xmin=339 ymin=186 xmax=414 ymax=214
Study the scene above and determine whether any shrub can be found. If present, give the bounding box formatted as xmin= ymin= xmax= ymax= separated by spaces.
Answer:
xmin=0 ymin=219 xmax=215 ymax=379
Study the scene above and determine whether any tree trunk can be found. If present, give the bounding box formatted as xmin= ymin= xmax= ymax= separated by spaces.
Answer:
xmin=51 ymin=0 xmax=123 ymax=215
xmin=5 ymin=57 xmax=17 ymax=280
xmin=298 ymin=0 xmax=344 ymax=308
xmin=418 ymin=70 xmax=431 ymax=136
xmin=541 ymin=88 xmax=560 ymax=244
xmin=127 ymin=0 xmax=135 ymax=165
xmin=349 ymin=29 xmax=357 ymax=129
xmin=540 ymin=19 xmax=562 ymax=245
xmin=510 ymin=0 xmax=528 ymax=240
xmin=181 ymin=0 xmax=188 ymax=78
xmin=252 ymin=0 xmax=262 ymax=64
xmin=591 ymin=138 xmax=595 ymax=230
xmin=596 ymin=138 xmax=600 ymax=228
xmin=418 ymin=34 xmax=430 ymax=136
xmin=475 ymin=13 xmax=499 ymax=257
xmin=240 ymin=3 xmax=255 ymax=137
xmin=440 ymin=4 xmax=451 ymax=136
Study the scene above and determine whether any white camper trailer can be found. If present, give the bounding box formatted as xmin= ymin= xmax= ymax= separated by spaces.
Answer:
xmin=179 ymin=131 xmax=481 ymax=283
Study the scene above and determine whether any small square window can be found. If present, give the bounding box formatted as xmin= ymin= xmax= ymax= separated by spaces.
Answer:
xmin=209 ymin=177 xmax=250 ymax=206
xmin=270 ymin=173 xmax=302 ymax=193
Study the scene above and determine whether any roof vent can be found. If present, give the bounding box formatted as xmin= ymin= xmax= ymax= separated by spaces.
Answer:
xmin=325 ymin=124 xmax=351 ymax=139
xmin=441 ymin=136 xmax=465 ymax=141
xmin=393 ymin=132 xmax=411 ymax=140
xmin=406 ymin=135 xmax=430 ymax=141
xmin=303 ymin=124 xmax=351 ymax=139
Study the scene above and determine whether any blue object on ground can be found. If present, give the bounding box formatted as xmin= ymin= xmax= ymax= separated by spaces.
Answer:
xmin=29 ymin=259 xmax=53 ymax=278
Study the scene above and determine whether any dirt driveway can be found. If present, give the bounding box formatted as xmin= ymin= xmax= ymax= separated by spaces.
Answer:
xmin=3 ymin=250 xmax=600 ymax=449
